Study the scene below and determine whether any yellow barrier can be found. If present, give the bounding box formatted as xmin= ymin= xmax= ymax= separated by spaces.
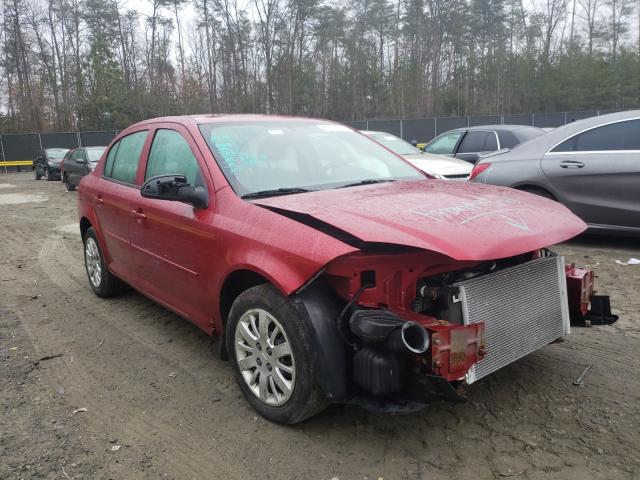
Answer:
xmin=1 ymin=160 xmax=33 ymax=167
xmin=416 ymin=143 xmax=427 ymax=151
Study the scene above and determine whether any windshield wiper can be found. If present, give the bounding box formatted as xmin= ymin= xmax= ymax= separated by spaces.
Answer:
xmin=338 ymin=179 xmax=396 ymax=189
xmin=241 ymin=187 xmax=314 ymax=199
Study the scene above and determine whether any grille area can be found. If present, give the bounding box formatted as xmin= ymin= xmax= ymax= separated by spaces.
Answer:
xmin=457 ymin=255 xmax=570 ymax=383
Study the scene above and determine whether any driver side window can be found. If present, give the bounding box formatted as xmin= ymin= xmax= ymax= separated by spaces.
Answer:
xmin=146 ymin=129 xmax=204 ymax=187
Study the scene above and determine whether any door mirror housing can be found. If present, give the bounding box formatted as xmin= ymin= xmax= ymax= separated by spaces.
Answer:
xmin=141 ymin=174 xmax=209 ymax=209
xmin=457 ymin=153 xmax=480 ymax=164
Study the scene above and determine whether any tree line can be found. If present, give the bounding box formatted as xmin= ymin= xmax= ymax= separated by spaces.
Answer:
xmin=1 ymin=0 xmax=639 ymax=133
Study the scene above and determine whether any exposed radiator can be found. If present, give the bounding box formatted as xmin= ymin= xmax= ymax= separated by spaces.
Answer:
xmin=456 ymin=255 xmax=570 ymax=383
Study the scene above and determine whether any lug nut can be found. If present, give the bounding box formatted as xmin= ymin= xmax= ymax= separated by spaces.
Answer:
xmin=256 ymin=344 xmax=262 ymax=351
xmin=267 ymin=364 xmax=272 ymax=371
xmin=256 ymin=358 xmax=262 ymax=366
xmin=266 ymin=347 xmax=272 ymax=355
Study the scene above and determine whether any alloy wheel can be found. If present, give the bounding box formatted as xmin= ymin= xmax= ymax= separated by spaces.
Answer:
xmin=234 ymin=308 xmax=296 ymax=406
xmin=85 ymin=237 xmax=102 ymax=288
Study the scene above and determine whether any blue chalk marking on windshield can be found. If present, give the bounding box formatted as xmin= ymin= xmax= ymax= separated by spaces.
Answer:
xmin=210 ymin=134 xmax=263 ymax=173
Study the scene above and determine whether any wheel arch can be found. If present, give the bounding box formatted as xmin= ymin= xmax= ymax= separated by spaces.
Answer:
xmin=217 ymin=268 xmax=348 ymax=400
xmin=80 ymin=216 xmax=93 ymax=240
xmin=513 ymin=183 xmax=559 ymax=201
xmin=219 ymin=268 xmax=271 ymax=338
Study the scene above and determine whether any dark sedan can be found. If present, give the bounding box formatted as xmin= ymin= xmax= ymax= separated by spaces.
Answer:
xmin=34 ymin=148 xmax=70 ymax=181
xmin=424 ymin=125 xmax=546 ymax=163
xmin=61 ymin=146 xmax=107 ymax=191
xmin=469 ymin=110 xmax=640 ymax=234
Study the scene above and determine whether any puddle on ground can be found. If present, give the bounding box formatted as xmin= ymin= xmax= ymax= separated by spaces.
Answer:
xmin=0 ymin=193 xmax=48 ymax=205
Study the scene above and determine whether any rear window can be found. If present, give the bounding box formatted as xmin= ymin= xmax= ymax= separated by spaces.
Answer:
xmin=103 ymin=131 xmax=147 ymax=184
xmin=86 ymin=147 xmax=106 ymax=162
xmin=45 ymin=148 xmax=69 ymax=160
xmin=552 ymin=119 xmax=640 ymax=152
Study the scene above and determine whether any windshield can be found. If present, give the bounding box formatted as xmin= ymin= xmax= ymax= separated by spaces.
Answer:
xmin=86 ymin=147 xmax=106 ymax=162
xmin=199 ymin=121 xmax=423 ymax=197
xmin=45 ymin=148 xmax=69 ymax=160
xmin=366 ymin=132 xmax=421 ymax=155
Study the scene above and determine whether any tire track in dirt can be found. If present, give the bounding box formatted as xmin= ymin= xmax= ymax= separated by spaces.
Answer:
xmin=11 ymin=248 xmax=245 ymax=479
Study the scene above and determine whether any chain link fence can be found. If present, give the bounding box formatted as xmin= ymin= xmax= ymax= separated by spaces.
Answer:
xmin=344 ymin=109 xmax=632 ymax=142
xmin=0 ymin=108 xmax=632 ymax=171
xmin=0 ymin=130 xmax=120 ymax=172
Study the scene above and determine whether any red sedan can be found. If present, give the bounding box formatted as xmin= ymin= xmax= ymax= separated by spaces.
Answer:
xmin=77 ymin=115 xmax=595 ymax=424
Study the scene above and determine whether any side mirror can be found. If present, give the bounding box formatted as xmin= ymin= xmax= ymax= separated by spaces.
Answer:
xmin=141 ymin=174 xmax=209 ymax=209
xmin=77 ymin=157 xmax=87 ymax=164
xmin=458 ymin=153 xmax=480 ymax=164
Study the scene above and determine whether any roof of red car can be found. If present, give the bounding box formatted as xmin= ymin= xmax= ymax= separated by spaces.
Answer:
xmin=129 ymin=114 xmax=334 ymax=128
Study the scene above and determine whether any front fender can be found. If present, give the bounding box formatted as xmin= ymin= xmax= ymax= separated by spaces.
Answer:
xmin=290 ymin=278 xmax=349 ymax=401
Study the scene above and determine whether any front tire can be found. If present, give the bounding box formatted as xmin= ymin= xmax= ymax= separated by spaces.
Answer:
xmin=226 ymin=284 xmax=329 ymax=424
xmin=34 ymin=167 xmax=42 ymax=180
xmin=83 ymin=227 xmax=125 ymax=297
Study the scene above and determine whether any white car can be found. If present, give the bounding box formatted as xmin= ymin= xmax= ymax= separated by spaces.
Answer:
xmin=361 ymin=130 xmax=472 ymax=179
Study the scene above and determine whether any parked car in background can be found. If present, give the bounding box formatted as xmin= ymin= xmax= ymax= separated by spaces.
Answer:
xmin=424 ymin=125 xmax=546 ymax=163
xmin=34 ymin=148 xmax=70 ymax=181
xmin=62 ymin=146 xmax=107 ymax=191
xmin=469 ymin=110 xmax=640 ymax=234
xmin=361 ymin=130 xmax=472 ymax=179
xmin=76 ymin=114 xmax=609 ymax=425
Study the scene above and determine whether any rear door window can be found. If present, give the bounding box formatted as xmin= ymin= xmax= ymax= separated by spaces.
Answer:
xmin=552 ymin=119 xmax=640 ymax=152
xmin=145 ymin=129 xmax=204 ymax=187
xmin=458 ymin=131 xmax=498 ymax=153
xmin=104 ymin=131 xmax=147 ymax=184
xmin=425 ymin=132 xmax=463 ymax=154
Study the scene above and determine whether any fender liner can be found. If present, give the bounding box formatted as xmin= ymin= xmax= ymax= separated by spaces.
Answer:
xmin=290 ymin=278 xmax=349 ymax=401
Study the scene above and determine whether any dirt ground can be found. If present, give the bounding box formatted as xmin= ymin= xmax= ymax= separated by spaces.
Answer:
xmin=1 ymin=171 xmax=639 ymax=480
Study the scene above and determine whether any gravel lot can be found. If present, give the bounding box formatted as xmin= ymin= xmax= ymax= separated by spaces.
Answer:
xmin=1 ymin=172 xmax=639 ymax=480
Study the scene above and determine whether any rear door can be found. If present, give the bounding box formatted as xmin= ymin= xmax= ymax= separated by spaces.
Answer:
xmin=542 ymin=118 xmax=640 ymax=228
xmin=66 ymin=149 xmax=84 ymax=184
xmin=130 ymin=125 xmax=215 ymax=329
xmin=94 ymin=130 xmax=149 ymax=280
xmin=455 ymin=130 xmax=499 ymax=163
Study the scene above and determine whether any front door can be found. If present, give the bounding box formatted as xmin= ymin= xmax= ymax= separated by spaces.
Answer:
xmin=129 ymin=125 xmax=215 ymax=328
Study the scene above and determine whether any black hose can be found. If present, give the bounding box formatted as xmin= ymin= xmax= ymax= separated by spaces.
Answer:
xmin=336 ymin=285 xmax=368 ymax=350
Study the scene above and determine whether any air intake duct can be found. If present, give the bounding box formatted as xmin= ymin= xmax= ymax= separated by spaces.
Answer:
xmin=349 ymin=309 xmax=430 ymax=354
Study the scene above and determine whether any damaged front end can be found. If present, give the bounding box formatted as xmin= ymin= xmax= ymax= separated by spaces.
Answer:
xmin=292 ymin=247 xmax=616 ymax=412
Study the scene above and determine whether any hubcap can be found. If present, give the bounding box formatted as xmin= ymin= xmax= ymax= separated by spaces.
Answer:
xmin=85 ymin=237 xmax=102 ymax=288
xmin=234 ymin=308 xmax=295 ymax=406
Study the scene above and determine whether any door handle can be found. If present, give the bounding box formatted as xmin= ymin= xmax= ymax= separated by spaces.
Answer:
xmin=559 ymin=160 xmax=585 ymax=169
xmin=95 ymin=195 xmax=104 ymax=205
xmin=131 ymin=209 xmax=146 ymax=220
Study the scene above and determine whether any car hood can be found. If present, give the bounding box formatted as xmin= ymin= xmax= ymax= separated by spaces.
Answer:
xmin=402 ymin=153 xmax=472 ymax=177
xmin=251 ymin=180 xmax=586 ymax=261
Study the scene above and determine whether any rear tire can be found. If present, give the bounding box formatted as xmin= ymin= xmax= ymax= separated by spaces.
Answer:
xmin=226 ymin=284 xmax=329 ymax=424
xmin=83 ymin=227 xmax=126 ymax=298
